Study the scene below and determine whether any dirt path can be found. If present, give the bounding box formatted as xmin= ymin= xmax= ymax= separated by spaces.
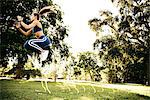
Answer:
xmin=98 ymin=84 xmax=150 ymax=97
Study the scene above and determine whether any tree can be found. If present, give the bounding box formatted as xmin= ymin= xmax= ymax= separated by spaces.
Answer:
xmin=0 ymin=0 xmax=69 ymax=79
xmin=89 ymin=0 xmax=149 ymax=84
xmin=75 ymin=52 xmax=103 ymax=81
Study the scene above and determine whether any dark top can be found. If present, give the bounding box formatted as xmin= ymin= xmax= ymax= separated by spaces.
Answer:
xmin=33 ymin=25 xmax=42 ymax=33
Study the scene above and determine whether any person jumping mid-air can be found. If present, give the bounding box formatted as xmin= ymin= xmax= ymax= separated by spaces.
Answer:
xmin=16 ymin=13 xmax=51 ymax=62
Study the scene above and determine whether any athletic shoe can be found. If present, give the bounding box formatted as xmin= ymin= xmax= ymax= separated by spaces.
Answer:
xmin=40 ymin=50 xmax=49 ymax=62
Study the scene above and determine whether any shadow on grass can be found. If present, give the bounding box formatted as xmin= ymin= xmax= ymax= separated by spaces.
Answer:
xmin=136 ymin=94 xmax=150 ymax=99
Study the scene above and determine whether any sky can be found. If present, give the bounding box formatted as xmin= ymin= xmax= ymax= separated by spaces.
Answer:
xmin=53 ymin=0 xmax=118 ymax=53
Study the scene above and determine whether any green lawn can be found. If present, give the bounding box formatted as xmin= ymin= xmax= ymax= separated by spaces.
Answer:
xmin=0 ymin=79 xmax=150 ymax=100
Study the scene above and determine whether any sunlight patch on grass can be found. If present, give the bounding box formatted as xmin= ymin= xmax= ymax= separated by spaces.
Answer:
xmin=51 ymin=97 xmax=64 ymax=100
xmin=79 ymin=96 xmax=94 ymax=100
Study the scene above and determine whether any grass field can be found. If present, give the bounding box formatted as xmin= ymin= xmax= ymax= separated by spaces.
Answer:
xmin=0 ymin=79 xmax=150 ymax=100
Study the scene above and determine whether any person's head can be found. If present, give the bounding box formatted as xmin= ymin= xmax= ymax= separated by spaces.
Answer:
xmin=30 ymin=13 xmax=40 ymax=21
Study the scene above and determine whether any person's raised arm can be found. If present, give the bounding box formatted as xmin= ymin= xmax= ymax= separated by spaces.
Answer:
xmin=17 ymin=16 xmax=37 ymax=30
xmin=16 ymin=22 xmax=32 ymax=36
xmin=20 ymin=21 xmax=37 ymax=30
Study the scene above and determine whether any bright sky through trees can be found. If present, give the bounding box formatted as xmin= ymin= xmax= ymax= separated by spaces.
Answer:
xmin=53 ymin=0 xmax=118 ymax=53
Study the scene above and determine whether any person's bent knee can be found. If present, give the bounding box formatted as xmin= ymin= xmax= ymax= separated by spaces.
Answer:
xmin=24 ymin=40 xmax=30 ymax=50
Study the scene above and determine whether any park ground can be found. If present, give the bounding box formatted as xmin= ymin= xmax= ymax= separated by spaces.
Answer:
xmin=0 ymin=79 xmax=150 ymax=100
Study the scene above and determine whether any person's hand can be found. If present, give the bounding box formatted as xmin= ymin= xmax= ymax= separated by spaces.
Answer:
xmin=15 ymin=22 xmax=21 ymax=29
xmin=17 ymin=16 xmax=23 ymax=21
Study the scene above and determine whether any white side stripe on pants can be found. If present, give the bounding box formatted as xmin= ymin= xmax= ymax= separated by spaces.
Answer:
xmin=28 ymin=37 xmax=47 ymax=52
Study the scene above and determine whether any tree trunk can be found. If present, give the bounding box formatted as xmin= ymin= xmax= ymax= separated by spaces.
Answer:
xmin=15 ymin=69 xmax=22 ymax=79
xmin=89 ymin=70 xmax=94 ymax=81
xmin=53 ymin=70 xmax=57 ymax=82
xmin=148 ymin=51 xmax=150 ymax=86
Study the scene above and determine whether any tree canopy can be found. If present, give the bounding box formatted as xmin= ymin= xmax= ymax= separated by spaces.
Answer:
xmin=89 ymin=0 xmax=149 ymax=85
